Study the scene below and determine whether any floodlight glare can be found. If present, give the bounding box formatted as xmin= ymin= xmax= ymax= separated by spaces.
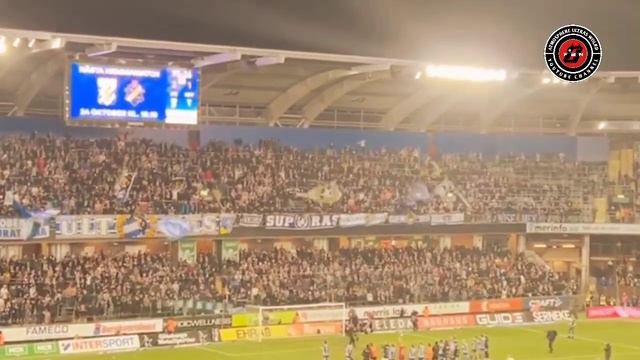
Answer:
xmin=425 ymin=64 xmax=507 ymax=82
xmin=415 ymin=71 xmax=422 ymax=80
xmin=12 ymin=38 xmax=21 ymax=48
xmin=598 ymin=122 xmax=606 ymax=130
xmin=27 ymin=38 xmax=36 ymax=48
xmin=0 ymin=37 xmax=5 ymax=54
xmin=542 ymin=77 xmax=551 ymax=84
xmin=50 ymin=38 xmax=63 ymax=49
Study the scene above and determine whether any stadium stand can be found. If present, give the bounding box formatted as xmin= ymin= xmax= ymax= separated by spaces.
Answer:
xmin=0 ymin=135 xmax=608 ymax=222
xmin=0 ymin=246 xmax=576 ymax=325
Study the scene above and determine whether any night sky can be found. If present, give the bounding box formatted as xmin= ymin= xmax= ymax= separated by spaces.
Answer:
xmin=0 ymin=0 xmax=637 ymax=70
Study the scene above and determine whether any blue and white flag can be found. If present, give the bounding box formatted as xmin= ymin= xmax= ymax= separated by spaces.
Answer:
xmin=12 ymin=200 xmax=59 ymax=240
xmin=123 ymin=215 xmax=148 ymax=238
xmin=158 ymin=218 xmax=192 ymax=240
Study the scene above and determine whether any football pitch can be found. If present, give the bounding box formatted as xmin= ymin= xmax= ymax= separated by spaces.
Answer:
xmin=66 ymin=320 xmax=638 ymax=360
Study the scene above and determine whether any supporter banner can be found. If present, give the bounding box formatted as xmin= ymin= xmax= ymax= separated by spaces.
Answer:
xmin=139 ymin=330 xmax=219 ymax=348
xmin=220 ymin=325 xmax=292 ymax=342
xmin=387 ymin=215 xmax=407 ymax=225
xmin=221 ymin=240 xmax=239 ymax=261
xmin=352 ymin=301 xmax=470 ymax=319
xmin=430 ymin=213 xmax=464 ymax=225
xmin=525 ymin=296 xmax=573 ymax=311
xmin=178 ymin=240 xmax=196 ymax=264
xmin=239 ymin=214 xmax=263 ymax=227
xmin=469 ymin=298 xmax=524 ymax=313
xmin=531 ymin=310 xmax=573 ymax=323
xmin=3 ymin=319 xmax=163 ymax=343
xmin=587 ymin=306 xmax=640 ymax=319
xmin=527 ymin=222 xmax=640 ymax=235
xmin=231 ymin=311 xmax=297 ymax=327
xmin=0 ymin=342 xmax=59 ymax=358
xmin=418 ymin=314 xmax=476 ymax=330
xmin=164 ymin=315 xmax=232 ymax=331
xmin=58 ymin=335 xmax=140 ymax=354
xmin=54 ymin=215 xmax=116 ymax=239
xmin=264 ymin=214 xmax=339 ymax=230
xmin=366 ymin=213 xmax=388 ymax=226
xmin=0 ymin=218 xmax=50 ymax=240
xmin=475 ymin=312 xmax=529 ymax=327
xmin=339 ymin=214 xmax=367 ymax=228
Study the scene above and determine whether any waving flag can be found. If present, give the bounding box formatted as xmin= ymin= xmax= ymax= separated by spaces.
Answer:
xmin=123 ymin=215 xmax=148 ymax=239
xmin=158 ymin=218 xmax=192 ymax=240
xmin=12 ymin=200 xmax=58 ymax=240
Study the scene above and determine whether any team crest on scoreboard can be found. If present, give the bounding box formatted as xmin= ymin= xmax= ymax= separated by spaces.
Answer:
xmin=544 ymin=24 xmax=602 ymax=82
xmin=97 ymin=77 xmax=118 ymax=106
xmin=124 ymin=80 xmax=146 ymax=106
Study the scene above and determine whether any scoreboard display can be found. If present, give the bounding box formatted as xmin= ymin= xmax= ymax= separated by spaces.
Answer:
xmin=67 ymin=63 xmax=200 ymax=125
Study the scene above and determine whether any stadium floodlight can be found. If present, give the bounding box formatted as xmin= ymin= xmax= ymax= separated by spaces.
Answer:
xmin=598 ymin=121 xmax=606 ymax=130
xmin=425 ymin=64 xmax=507 ymax=82
xmin=12 ymin=38 xmax=21 ymax=48
xmin=50 ymin=38 xmax=64 ymax=49
xmin=253 ymin=55 xmax=285 ymax=67
xmin=85 ymin=43 xmax=118 ymax=57
xmin=191 ymin=51 xmax=242 ymax=68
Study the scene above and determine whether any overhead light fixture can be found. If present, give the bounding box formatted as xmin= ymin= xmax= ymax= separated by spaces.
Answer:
xmin=191 ymin=51 xmax=242 ymax=68
xmin=561 ymin=244 xmax=576 ymax=248
xmin=0 ymin=37 xmax=5 ymax=55
xmin=425 ymin=64 xmax=506 ymax=82
xmin=50 ymin=38 xmax=63 ymax=49
xmin=542 ymin=77 xmax=551 ymax=84
xmin=415 ymin=71 xmax=423 ymax=80
xmin=533 ymin=243 xmax=547 ymax=248
xmin=253 ymin=55 xmax=285 ymax=67
xmin=598 ymin=121 xmax=606 ymax=130
xmin=85 ymin=42 xmax=118 ymax=57
xmin=12 ymin=38 xmax=21 ymax=48
xmin=27 ymin=38 xmax=36 ymax=48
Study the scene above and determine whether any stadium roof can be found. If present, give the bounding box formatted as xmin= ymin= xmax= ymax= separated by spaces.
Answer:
xmin=1 ymin=27 xmax=640 ymax=134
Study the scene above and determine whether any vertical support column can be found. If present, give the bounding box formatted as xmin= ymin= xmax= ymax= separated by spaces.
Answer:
xmin=581 ymin=234 xmax=591 ymax=294
xmin=472 ymin=235 xmax=483 ymax=250
xmin=49 ymin=243 xmax=69 ymax=260
xmin=439 ymin=236 xmax=451 ymax=250
xmin=517 ymin=234 xmax=527 ymax=253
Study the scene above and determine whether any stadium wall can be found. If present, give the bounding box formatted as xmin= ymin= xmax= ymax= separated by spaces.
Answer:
xmin=0 ymin=117 xmax=608 ymax=161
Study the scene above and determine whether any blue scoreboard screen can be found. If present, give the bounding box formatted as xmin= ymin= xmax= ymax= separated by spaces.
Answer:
xmin=68 ymin=63 xmax=200 ymax=125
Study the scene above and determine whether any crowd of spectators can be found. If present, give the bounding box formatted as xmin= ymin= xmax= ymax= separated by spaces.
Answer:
xmin=0 ymin=134 xmax=608 ymax=222
xmin=0 ymin=246 xmax=576 ymax=325
xmin=225 ymin=246 xmax=577 ymax=306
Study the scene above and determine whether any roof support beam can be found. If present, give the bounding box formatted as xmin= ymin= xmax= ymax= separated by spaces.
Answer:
xmin=200 ymin=61 xmax=245 ymax=91
xmin=300 ymin=70 xmax=391 ymax=127
xmin=264 ymin=69 xmax=357 ymax=126
xmin=381 ymin=89 xmax=439 ymax=130
xmin=0 ymin=48 xmax=58 ymax=82
xmin=410 ymin=95 xmax=460 ymax=131
xmin=8 ymin=51 xmax=66 ymax=116
xmin=567 ymin=82 xmax=605 ymax=135
xmin=478 ymin=85 xmax=545 ymax=130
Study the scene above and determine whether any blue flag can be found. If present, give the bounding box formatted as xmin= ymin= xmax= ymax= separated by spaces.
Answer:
xmin=158 ymin=218 xmax=192 ymax=240
xmin=12 ymin=201 xmax=59 ymax=240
